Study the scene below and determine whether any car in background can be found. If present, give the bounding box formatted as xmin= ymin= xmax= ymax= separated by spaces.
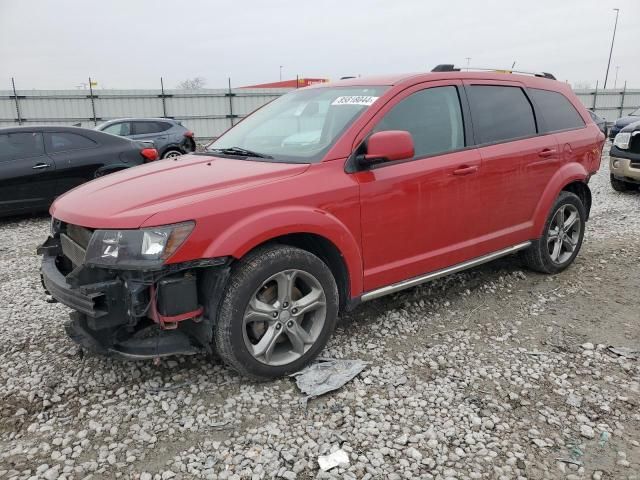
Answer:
xmin=96 ymin=118 xmax=196 ymax=159
xmin=610 ymin=120 xmax=640 ymax=192
xmin=608 ymin=108 xmax=640 ymax=139
xmin=0 ymin=126 xmax=158 ymax=217
xmin=588 ymin=110 xmax=608 ymax=137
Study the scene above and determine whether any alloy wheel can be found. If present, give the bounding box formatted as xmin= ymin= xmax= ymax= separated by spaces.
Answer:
xmin=242 ymin=269 xmax=327 ymax=366
xmin=547 ymin=204 xmax=581 ymax=265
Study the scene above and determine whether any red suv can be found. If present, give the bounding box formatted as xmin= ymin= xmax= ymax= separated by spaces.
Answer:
xmin=39 ymin=67 xmax=605 ymax=378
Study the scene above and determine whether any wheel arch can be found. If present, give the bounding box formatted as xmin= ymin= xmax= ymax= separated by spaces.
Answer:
xmin=532 ymin=163 xmax=590 ymax=237
xmin=201 ymin=207 xmax=363 ymax=305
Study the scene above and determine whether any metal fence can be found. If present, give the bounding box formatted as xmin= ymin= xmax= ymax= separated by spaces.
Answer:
xmin=1 ymin=83 xmax=638 ymax=140
xmin=0 ymin=82 xmax=291 ymax=140
xmin=574 ymin=88 xmax=640 ymax=123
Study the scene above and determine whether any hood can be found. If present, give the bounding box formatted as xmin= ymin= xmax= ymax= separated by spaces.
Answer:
xmin=51 ymin=154 xmax=310 ymax=229
xmin=615 ymin=115 xmax=640 ymax=127
xmin=620 ymin=119 xmax=640 ymax=133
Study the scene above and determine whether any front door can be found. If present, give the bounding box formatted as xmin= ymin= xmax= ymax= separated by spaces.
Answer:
xmin=353 ymin=82 xmax=485 ymax=292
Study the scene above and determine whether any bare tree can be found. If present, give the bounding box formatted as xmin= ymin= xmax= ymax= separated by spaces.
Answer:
xmin=177 ymin=77 xmax=206 ymax=89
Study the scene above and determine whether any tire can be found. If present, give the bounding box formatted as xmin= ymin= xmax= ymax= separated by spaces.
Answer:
xmin=162 ymin=149 xmax=183 ymax=159
xmin=212 ymin=245 xmax=339 ymax=379
xmin=610 ymin=175 xmax=634 ymax=192
xmin=521 ymin=191 xmax=586 ymax=274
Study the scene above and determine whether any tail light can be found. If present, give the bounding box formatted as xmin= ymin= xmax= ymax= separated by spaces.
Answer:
xmin=183 ymin=131 xmax=194 ymax=138
xmin=141 ymin=148 xmax=158 ymax=162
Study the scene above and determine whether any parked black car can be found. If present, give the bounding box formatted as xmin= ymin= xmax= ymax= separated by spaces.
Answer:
xmin=0 ymin=126 xmax=158 ymax=217
xmin=96 ymin=118 xmax=196 ymax=159
xmin=609 ymin=120 xmax=640 ymax=192
xmin=609 ymin=108 xmax=640 ymax=139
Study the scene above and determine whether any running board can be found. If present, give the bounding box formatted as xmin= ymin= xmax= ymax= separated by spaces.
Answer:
xmin=360 ymin=241 xmax=531 ymax=302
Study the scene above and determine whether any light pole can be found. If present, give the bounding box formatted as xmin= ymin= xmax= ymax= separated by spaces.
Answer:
xmin=603 ymin=8 xmax=619 ymax=89
xmin=279 ymin=65 xmax=283 ymax=81
xmin=465 ymin=57 xmax=471 ymax=71
xmin=614 ymin=66 xmax=620 ymax=89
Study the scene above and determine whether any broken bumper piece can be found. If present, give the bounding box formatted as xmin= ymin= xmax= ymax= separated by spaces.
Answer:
xmin=39 ymin=235 xmax=229 ymax=360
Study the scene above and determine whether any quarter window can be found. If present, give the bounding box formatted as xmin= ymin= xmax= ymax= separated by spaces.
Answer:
xmin=373 ymin=86 xmax=465 ymax=158
xmin=0 ymin=132 xmax=44 ymax=162
xmin=467 ymin=85 xmax=537 ymax=144
xmin=47 ymin=132 xmax=97 ymax=153
xmin=529 ymin=88 xmax=585 ymax=132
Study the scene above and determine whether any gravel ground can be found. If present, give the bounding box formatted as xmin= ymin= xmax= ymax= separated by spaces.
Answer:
xmin=1 ymin=145 xmax=639 ymax=480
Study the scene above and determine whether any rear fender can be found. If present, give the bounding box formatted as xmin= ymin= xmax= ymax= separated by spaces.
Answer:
xmin=532 ymin=163 xmax=589 ymax=237
xmin=203 ymin=207 xmax=364 ymax=297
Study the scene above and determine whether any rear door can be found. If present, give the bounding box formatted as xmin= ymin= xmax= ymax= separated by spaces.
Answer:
xmin=44 ymin=131 xmax=106 ymax=196
xmin=0 ymin=131 xmax=56 ymax=215
xmin=354 ymin=81 xmax=486 ymax=291
xmin=464 ymin=81 xmax=558 ymax=252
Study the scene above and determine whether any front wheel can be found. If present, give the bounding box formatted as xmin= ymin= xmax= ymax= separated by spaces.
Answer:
xmin=521 ymin=191 xmax=586 ymax=274
xmin=212 ymin=245 xmax=339 ymax=379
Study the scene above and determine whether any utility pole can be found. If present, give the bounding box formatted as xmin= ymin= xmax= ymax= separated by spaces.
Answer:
xmin=465 ymin=57 xmax=471 ymax=71
xmin=604 ymin=8 xmax=619 ymax=89
xmin=279 ymin=65 xmax=283 ymax=81
xmin=614 ymin=66 xmax=620 ymax=89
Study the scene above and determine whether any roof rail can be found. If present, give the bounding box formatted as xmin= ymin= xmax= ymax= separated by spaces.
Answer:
xmin=431 ymin=64 xmax=556 ymax=80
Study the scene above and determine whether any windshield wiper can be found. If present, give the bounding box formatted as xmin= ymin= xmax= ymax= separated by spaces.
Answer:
xmin=209 ymin=146 xmax=273 ymax=159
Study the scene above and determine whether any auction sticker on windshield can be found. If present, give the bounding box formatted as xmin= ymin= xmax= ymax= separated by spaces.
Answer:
xmin=331 ymin=96 xmax=379 ymax=106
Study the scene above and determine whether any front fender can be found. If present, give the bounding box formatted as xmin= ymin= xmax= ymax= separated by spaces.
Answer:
xmin=202 ymin=206 xmax=364 ymax=298
xmin=532 ymin=162 xmax=589 ymax=237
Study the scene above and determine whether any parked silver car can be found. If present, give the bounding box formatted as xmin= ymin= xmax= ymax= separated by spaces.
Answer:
xmin=96 ymin=118 xmax=196 ymax=159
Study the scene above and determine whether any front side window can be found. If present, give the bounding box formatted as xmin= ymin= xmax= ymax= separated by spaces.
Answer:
xmin=373 ymin=86 xmax=464 ymax=158
xmin=208 ymin=86 xmax=389 ymax=163
xmin=47 ymin=132 xmax=97 ymax=153
xmin=102 ymin=122 xmax=131 ymax=136
xmin=467 ymin=85 xmax=537 ymax=144
xmin=529 ymin=88 xmax=585 ymax=132
xmin=0 ymin=132 xmax=44 ymax=162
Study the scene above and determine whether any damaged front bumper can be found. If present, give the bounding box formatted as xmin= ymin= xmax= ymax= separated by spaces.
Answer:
xmin=38 ymin=234 xmax=229 ymax=360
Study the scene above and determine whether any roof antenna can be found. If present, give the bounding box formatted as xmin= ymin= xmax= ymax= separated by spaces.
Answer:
xmin=511 ymin=61 xmax=517 ymax=69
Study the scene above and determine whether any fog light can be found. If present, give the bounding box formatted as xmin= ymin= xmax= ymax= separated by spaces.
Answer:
xmin=612 ymin=159 xmax=620 ymax=169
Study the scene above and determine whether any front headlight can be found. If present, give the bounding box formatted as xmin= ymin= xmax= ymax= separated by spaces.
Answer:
xmin=85 ymin=221 xmax=194 ymax=268
xmin=614 ymin=132 xmax=631 ymax=150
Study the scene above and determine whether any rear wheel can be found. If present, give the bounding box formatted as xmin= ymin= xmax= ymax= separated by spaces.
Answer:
xmin=162 ymin=149 xmax=183 ymax=159
xmin=521 ymin=191 xmax=585 ymax=274
xmin=212 ymin=245 xmax=339 ymax=379
xmin=610 ymin=174 xmax=635 ymax=192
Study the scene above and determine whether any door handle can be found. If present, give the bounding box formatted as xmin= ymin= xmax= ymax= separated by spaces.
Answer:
xmin=452 ymin=165 xmax=478 ymax=176
xmin=538 ymin=148 xmax=557 ymax=158
xmin=32 ymin=163 xmax=52 ymax=170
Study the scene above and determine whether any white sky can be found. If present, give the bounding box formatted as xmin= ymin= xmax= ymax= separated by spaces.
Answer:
xmin=1 ymin=0 xmax=639 ymax=90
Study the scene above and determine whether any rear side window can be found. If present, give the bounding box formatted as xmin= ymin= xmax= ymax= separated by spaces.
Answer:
xmin=133 ymin=122 xmax=169 ymax=134
xmin=467 ymin=85 xmax=537 ymax=144
xmin=373 ymin=86 xmax=465 ymax=158
xmin=47 ymin=132 xmax=97 ymax=153
xmin=529 ymin=88 xmax=585 ymax=132
xmin=0 ymin=132 xmax=44 ymax=161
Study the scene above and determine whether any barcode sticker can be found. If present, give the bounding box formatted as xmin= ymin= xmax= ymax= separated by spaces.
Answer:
xmin=331 ymin=96 xmax=379 ymax=106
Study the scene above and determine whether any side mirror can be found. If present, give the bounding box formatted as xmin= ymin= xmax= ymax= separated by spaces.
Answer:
xmin=361 ymin=130 xmax=414 ymax=166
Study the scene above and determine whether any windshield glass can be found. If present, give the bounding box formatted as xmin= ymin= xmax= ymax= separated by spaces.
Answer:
xmin=207 ymin=86 xmax=388 ymax=163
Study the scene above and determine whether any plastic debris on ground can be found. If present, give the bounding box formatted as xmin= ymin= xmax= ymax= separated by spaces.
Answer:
xmin=291 ymin=358 xmax=368 ymax=403
xmin=607 ymin=346 xmax=640 ymax=359
xmin=318 ymin=449 xmax=350 ymax=471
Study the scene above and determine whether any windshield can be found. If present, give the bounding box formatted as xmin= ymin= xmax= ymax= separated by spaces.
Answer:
xmin=207 ymin=86 xmax=388 ymax=163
